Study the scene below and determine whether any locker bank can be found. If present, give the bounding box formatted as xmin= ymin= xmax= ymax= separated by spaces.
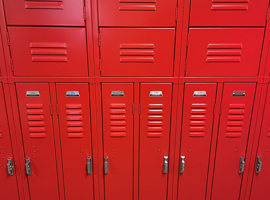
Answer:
xmin=0 ymin=0 xmax=270 ymax=200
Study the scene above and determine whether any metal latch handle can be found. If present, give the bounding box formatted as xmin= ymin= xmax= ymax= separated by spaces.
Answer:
xmin=163 ymin=156 xmax=168 ymax=174
xmin=104 ymin=157 xmax=109 ymax=175
xmin=239 ymin=157 xmax=245 ymax=174
xmin=25 ymin=158 xmax=31 ymax=175
xmin=7 ymin=158 xmax=14 ymax=176
xmin=255 ymin=157 xmax=262 ymax=174
xmin=180 ymin=156 xmax=185 ymax=174
xmin=87 ymin=157 xmax=92 ymax=175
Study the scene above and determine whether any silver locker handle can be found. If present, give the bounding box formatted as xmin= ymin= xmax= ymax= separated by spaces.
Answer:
xmin=87 ymin=157 xmax=92 ymax=175
xmin=239 ymin=157 xmax=245 ymax=174
xmin=255 ymin=157 xmax=262 ymax=174
xmin=104 ymin=157 xmax=109 ymax=175
xmin=7 ymin=158 xmax=14 ymax=176
xmin=180 ymin=156 xmax=185 ymax=174
xmin=163 ymin=156 xmax=168 ymax=174
xmin=25 ymin=158 xmax=31 ymax=176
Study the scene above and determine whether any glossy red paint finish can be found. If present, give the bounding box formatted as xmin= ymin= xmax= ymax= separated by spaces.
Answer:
xmin=3 ymin=0 xmax=85 ymax=26
xmin=8 ymin=27 xmax=88 ymax=77
xmin=100 ymin=28 xmax=175 ymax=77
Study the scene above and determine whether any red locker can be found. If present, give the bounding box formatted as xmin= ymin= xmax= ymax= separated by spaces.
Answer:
xmin=189 ymin=0 xmax=269 ymax=27
xmin=56 ymin=83 xmax=94 ymax=200
xmin=211 ymin=83 xmax=256 ymax=200
xmin=139 ymin=83 xmax=172 ymax=200
xmin=16 ymin=83 xmax=59 ymax=200
xmin=100 ymin=28 xmax=175 ymax=77
xmin=3 ymin=0 xmax=85 ymax=26
xmin=8 ymin=27 xmax=88 ymax=77
xmin=98 ymin=0 xmax=177 ymax=27
xmin=0 ymin=84 xmax=19 ymax=200
xmin=102 ymin=83 xmax=134 ymax=200
xmin=186 ymin=28 xmax=264 ymax=77
xmin=250 ymin=84 xmax=270 ymax=200
xmin=178 ymin=83 xmax=217 ymax=199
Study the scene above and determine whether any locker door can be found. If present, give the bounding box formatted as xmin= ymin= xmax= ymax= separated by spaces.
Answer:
xmin=16 ymin=83 xmax=59 ymax=200
xmin=139 ymin=83 xmax=172 ymax=200
xmin=0 ymin=84 xmax=19 ymax=199
xmin=178 ymin=83 xmax=217 ymax=199
xmin=250 ymin=84 xmax=270 ymax=200
xmin=211 ymin=83 xmax=256 ymax=200
xmin=56 ymin=83 xmax=93 ymax=200
xmin=3 ymin=0 xmax=85 ymax=26
xmin=102 ymin=83 xmax=134 ymax=200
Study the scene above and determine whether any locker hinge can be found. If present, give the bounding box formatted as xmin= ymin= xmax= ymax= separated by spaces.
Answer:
xmin=255 ymin=157 xmax=262 ymax=174
xmin=132 ymin=104 xmax=135 ymax=115
xmin=7 ymin=158 xmax=14 ymax=176
xmin=138 ymin=104 xmax=141 ymax=115
xmin=49 ymin=104 xmax=53 ymax=116
xmin=239 ymin=157 xmax=245 ymax=174
xmin=83 ymin=6 xmax=87 ymax=21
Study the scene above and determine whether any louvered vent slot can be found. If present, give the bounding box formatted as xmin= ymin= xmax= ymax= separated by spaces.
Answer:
xmin=211 ymin=0 xmax=249 ymax=10
xmin=189 ymin=103 xmax=207 ymax=137
xmin=120 ymin=43 xmax=155 ymax=63
xmin=147 ymin=104 xmax=164 ymax=138
xmin=25 ymin=0 xmax=63 ymax=9
xmin=26 ymin=103 xmax=46 ymax=138
xmin=119 ymin=0 xmax=157 ymax=11
xmin=110 ymin=103 xmax=127 ymax=137
xmin=66 ymin=104 xmax=84 ymax=138
xmin=226 ymin=104 xmax=245 ymax=138
xmin=30 ymin=42 xmax=68 ymax=62
xmin=206 ymin=43 xmax=242 ymax=63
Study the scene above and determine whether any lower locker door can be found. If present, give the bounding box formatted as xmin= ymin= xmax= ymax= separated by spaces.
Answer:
xmin=250 ymin=84 xmax=270 ymax=200
xmin=0 ymin=84 xmax=19 ymax=199
xmin=56 ymin=83 xmax=93 ymax=200
xmin=16 ymin=83 xmax=59 ymax=200
xmin=139 ymin=83 xmax=172 ymax=200
xmin=178 ymin=83 xmax=217 ymax=199
xmin=102 ymin=83 xmax=134 ymax=200
xmin=211 ymin=83 xmax=256 ymax=200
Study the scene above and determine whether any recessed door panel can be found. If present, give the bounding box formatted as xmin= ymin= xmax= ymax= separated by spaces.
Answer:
xmin=190 ymin=0 xmax=269 ymax=26
xmin=186 ymin=28 xmax=264 ymax=77
xmin=250 ymin=84 xmax=270 ymax=200
xmin=56 ymin=83 xmax=93 ymax=200
xmin=212 ymin=83 xmax=256 ymax=200
xmin=16 ymin=83 xmax=59 ymax=200
xmin=8 ymin=27 xmax=88 ymax=77
xmin=178 ymin=83 xmax=217 ymax=199
xmin=139 ymin=83 xmax=172 ymax=200
xmin=100 ymin=28 xmax=175 ymax=77
xmin=102 ymin=83 xmax=134 ymax=200
xmin=0 ymin=84 xmax=19 ymax=200
xmin=98 ymin=0 xmax=177 ymax=27
xmin=3 ymin=0 xmax=85 ymax=26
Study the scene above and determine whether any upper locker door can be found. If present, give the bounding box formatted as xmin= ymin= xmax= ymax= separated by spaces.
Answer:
xmin=3 ymin=0 xmax=85 ymax=26
xmin=56 ymin=83 xmax=93 ymax=200
xmin=102 ymin=83 xmax=134 ymax=200
xmin=139 ymin=83 xmax=172 ymax=200
xmin=178 ymin=83 xmax=217 ymax=200
xmin=16 ymin=83 xmax=59 ymax=200
xmin=189 ymin=0 xmax=269 ymax=26
xmin=0 ymin=84 xmax=19 ymax=200
xmin=211 ymin=83 xmax=256 ymax=200
xmin=98 ymin=0 xmax=177 ymax=27
xmin=250 ymin=84 xmax=270 ymax=200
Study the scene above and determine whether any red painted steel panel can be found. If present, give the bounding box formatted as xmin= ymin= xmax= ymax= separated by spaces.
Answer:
xmin=186 ymin=28 xmax=264 ymax=77
xmin=178 ymin=83 xmax=217 ymax=199
xmin=0 ymin=84 xmax=19 ymax=199
xmin=3 ymin=0 xmax=85 ymax=26
xmin=8 ymin=27 xmax=88 ymax=77
xmin=211 ymin=83 xmax=256 ymax=200
xmin=102 ymin=83 xmax=134 ymax=200
xmin=139 ymin=83 xmax=172 ymax=200
xmin=16 ymin=83 xmax=59 ymax=200
xmin=56 ymin=83 xmax=94 ymax=200
xmin=98 ymin=0 xmax=177 ymax=27
xmin=250 ymin=84 xmax=270 ymax=200
xmin=100 ymin=28 xmax=175 ymax=77
xmin=190 ymin=0 xmax=269 ymax=27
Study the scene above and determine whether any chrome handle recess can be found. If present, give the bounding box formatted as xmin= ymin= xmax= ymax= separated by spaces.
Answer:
xmin=87 ymin=157 xmax=92 ymax=175
xmin=180 ymin=156 xmax=185 ymax=174
xmin=7 ymin=158 xmax=14 ymax=176
xmin=255 ymin=157 xmax=262 ymax=174
xmin=239 ymin=157 xmax=245 ymax=174
xmin=163 ymin=156 xmax=168 ymax=174
xmin=25 ymin=158 xmax=31 ymax=176
xmin=104 ymin=157 xmax=109 ymax=175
